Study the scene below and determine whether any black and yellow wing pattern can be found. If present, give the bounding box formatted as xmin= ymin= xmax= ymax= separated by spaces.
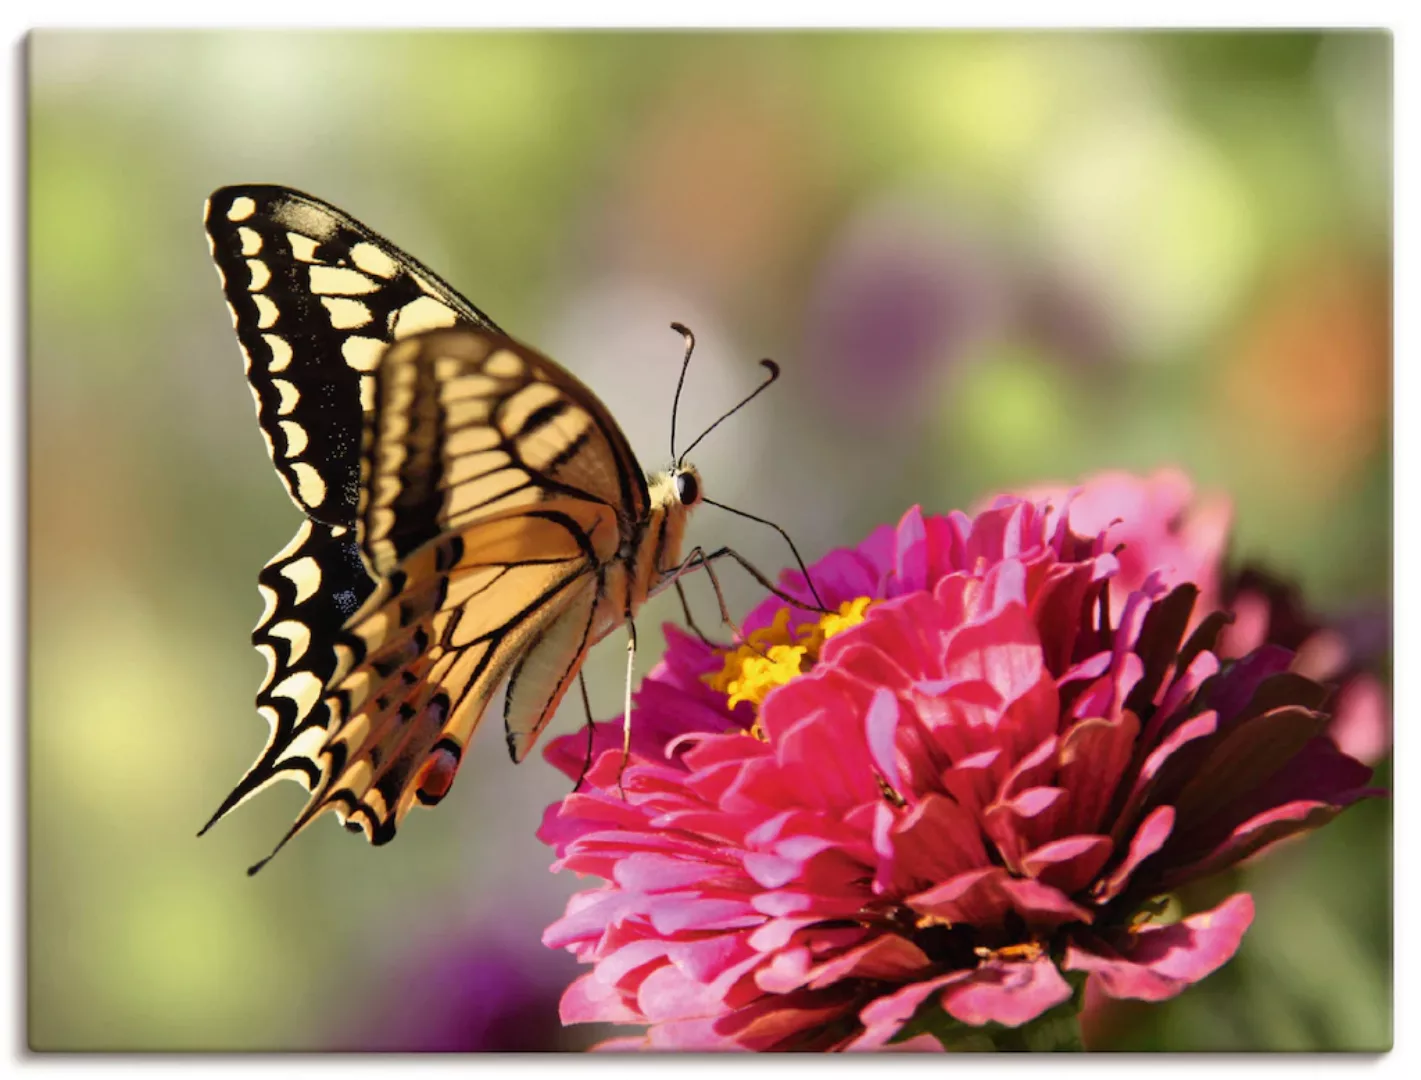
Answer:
xmin=202 ymin=187 xmax=664 ymax=872
xmin=202 ymin=185 xmax=501 ymax=838
xmin=204 ymin=185 xmax=504 ymax=523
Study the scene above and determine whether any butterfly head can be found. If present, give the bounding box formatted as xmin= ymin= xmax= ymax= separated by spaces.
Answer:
xmin=648 ymin=463 xmax=704 ymax=515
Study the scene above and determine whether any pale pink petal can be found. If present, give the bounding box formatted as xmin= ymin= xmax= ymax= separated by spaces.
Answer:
xmin=940 ymin=956 xmax=1073 ymax=1026
xmin=561 ymin=971 xmax=643 ymax=1025
xmin=1329 ymin=674 xmax=1391 ymax=764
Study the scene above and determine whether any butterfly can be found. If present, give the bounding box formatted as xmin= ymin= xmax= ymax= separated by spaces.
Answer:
xmin=201 ymin=186 xmax=812 ymax=874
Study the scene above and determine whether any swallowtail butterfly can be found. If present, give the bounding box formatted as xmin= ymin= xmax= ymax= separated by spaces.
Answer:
xmin=201 ymin=186 xmax=793 ymax=873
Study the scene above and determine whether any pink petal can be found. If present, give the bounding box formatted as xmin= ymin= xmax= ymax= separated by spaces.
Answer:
xmin=848 ymin=1033 xmax=945 ymax=1052
xmin=644 ymin=1015 xmax=746 ymax=1050
xmin=747 ymin=916 xmax=821 ymax=952
xmin=637 ymin=959 xmax=724 ymax=1022
xmin=645 ymin=893 xmax=762 ymax=935
xmin=614 ymin=851 xmax=732 ymax=892
xmin=865 ymin=688 xmax=904 ymax=793
xmin=754 ymin=946 xmax=814 ymax=994
xmin=1065 ymin=893 xmax=1255 ymax=1001
xmin=877 ymin=792 xmax=990 ymax=895
xmin=982 ymin=786 xmax=1068 ymax=870
xmin=561 ymin=971 xmax=644 ymax=1025
xmin=805 ymin=933 xmax=934 ymax=989
xmin=1057 ymin=710 xmax=1139 ymax=835
xmin=667 ymin=933 xmax=755 ymax=983
xmin=594 ymin=938 xmax=672 ymax=988
xmin=1095 ymin=804 xmax=1174 ymax=903
xmin=940 ymin=956 xmax=1073 ymax=1027
xmin=892 ymin=505 xmax=930 ymax=594
xmin=543 ymin=888 xmax=638 ymax=950
xmin=715 ymin=988 xmax=862 ymax=1051
xmin=1329 ymin=674 xmax=1391 ymax=765
xmin=851 ymin=972 xmax=967 ymax=1049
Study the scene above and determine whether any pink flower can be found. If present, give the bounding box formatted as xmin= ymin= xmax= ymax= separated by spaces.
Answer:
xmin=539 ymin=496 xmax=1381 ymax=1051
xmin=1010 ymin=469 xmax=1391 ymax=763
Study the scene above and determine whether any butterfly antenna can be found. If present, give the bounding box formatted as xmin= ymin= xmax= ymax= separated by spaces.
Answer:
xmin=677 ymin=359 xmax=780 ymax=467
xmin=669 ymin=322 xmax=696 ymax=461
xmin=703 ymin=497 xmax=827 ymax=610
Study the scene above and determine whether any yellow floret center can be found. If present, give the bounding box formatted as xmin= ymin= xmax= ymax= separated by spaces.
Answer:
xmin=703 ymin=597 xmax=874 ymax=716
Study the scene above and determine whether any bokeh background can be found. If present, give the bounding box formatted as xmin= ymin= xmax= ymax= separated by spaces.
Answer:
xmin=28 ymin=30 xmax=1391 ymax=1051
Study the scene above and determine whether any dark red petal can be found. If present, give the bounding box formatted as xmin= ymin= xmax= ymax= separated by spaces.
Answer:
xmin=1158 ymin=794 xmax=1378 ymax=891
xmin=876 ymin=792 xmax=991 ymax=895
xmin=1020 ymin=834 xmax=1114 ymax=896
xmin=908 ymin=866 xmax=1092 ymax=929
xmin=1058 ymin=710 xmax=1139 ymax=835
xmin=1171 ymin=704 xmax=1331 ymax=824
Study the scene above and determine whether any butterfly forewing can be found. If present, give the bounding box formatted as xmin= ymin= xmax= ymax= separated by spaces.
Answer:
xmin=204 ymin=185 xmax=503 ymax=524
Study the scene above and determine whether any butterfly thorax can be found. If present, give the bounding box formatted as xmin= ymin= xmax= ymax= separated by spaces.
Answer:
xmin=593 ymin=464 xmax=700 ymax=640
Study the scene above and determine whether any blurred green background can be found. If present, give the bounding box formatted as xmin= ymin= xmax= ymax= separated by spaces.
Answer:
xmin=27 ymin=30 xmax=1391 ymax=1051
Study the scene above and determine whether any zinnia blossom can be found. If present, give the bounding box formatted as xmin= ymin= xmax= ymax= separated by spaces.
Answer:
xmin=539 ymin=488 xmax=1382 ymax=1051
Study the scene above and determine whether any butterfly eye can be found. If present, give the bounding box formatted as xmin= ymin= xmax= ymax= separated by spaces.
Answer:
xmin=675 ymin=470 xmax=701 ymax=507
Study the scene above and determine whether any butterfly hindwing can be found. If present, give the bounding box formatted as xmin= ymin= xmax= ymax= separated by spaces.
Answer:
xmin=246 ymin=502 xmax=618 ymax=871
xmin=204 ymin=185 xmax=503 ymax=524
xmin=200 ymin=519 xmax=377 ymax=834
xmin=503 ymin=573 xmax=601 ymax=763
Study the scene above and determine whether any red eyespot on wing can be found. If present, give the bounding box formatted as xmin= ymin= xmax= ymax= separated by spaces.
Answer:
xmin=414 ymin=745 xmax=461 ymax=805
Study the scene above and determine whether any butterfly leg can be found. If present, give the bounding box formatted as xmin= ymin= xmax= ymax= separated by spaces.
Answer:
xmin=618 ymin=617 xmax=638 ymax=799
xmin=660 ymin=544 xmax=834 ymax=659
xmin=573 ymin=669 xmax=596 ymax=794
xmin=661 ymin=545 xmax=757 ymax=648
xmin=674 ymin=576 xmax=729 ymax=649
xmin=694 ymin=546 xmax=834 ymax=616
